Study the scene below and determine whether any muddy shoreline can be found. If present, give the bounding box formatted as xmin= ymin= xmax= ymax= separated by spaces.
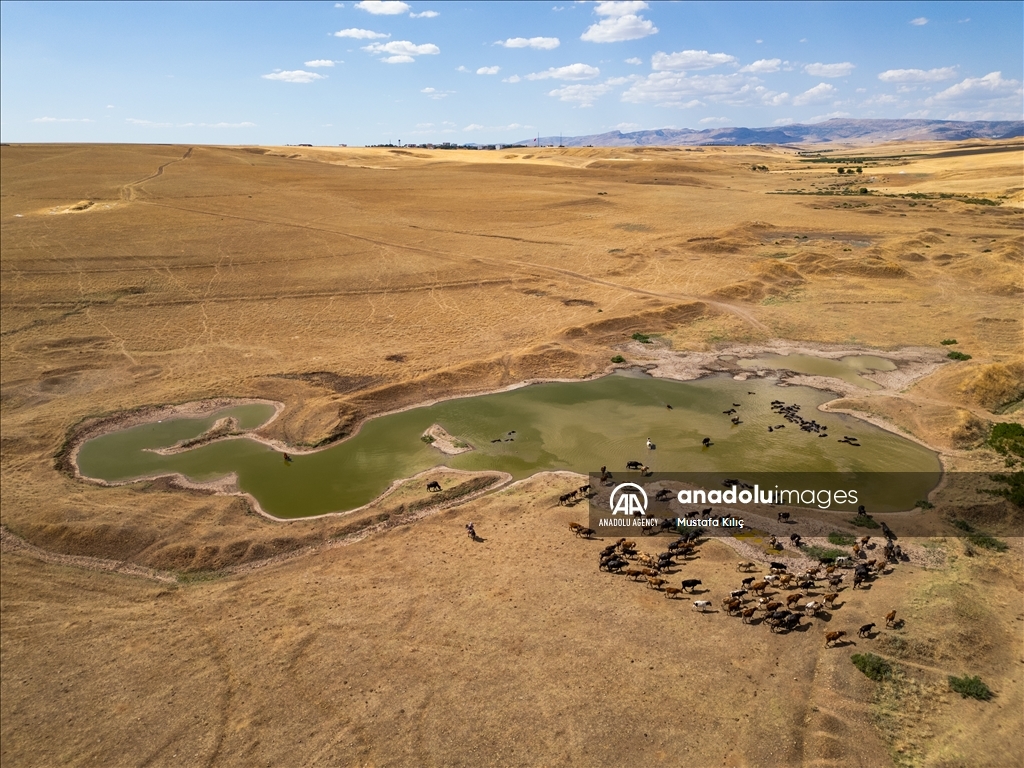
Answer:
xmin=64 ymin=343 xmax=949 ymax=521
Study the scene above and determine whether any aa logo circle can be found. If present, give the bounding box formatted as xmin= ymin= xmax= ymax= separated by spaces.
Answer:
xmin=609 ymin=483 xmax=648 ymax=516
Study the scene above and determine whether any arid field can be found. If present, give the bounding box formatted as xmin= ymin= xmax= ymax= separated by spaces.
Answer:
xmin=1 ymin=141 xmax=1023 ymax=767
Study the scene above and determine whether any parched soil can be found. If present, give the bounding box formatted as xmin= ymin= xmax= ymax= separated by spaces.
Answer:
xmin=2 ymin=141 xmax=1022 ymax=767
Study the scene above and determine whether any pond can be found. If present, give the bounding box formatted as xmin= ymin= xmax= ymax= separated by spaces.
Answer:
xmin=76 ymin=372 xmax=940 ymax=519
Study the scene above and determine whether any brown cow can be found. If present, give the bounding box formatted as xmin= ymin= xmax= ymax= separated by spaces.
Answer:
xmin=741 ymin=607 xmax=757 ymax=623
xmin=750 ymin=580 xmax=769 ymax=594
xmin=664 ymin=586 xmax=683 ymax=599
xmin=822 ymin=592 xmax=839 ymax=607
xmin=785 ymin=592 xmax=805 ymax=607
xmin=825 ymin=630 xmax=847 ymax=647
xmin=647 ymin=577 xmax=668 ymax=590
xmin=885 ymin=609 xmax=897 ymax=627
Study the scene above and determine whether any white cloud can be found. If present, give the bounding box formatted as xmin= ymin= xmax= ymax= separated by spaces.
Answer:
xmin=625 ymin=57 xmax=642 ymax=65
xmin=363 ymin=40 xmax=440 ymax=62
xmin=498 ymin=37 xmax=560 ymax=50
xmin=262 ymin=70 xmax=326 ymax=83
xmin=929 ymin=71 xmax=1022 ymax=101
xmin=910 ymin=17 xmax=928 ymax=26
xmin=207 ymin=122 xmax=257 ymax=128
xmin=355 ymin=1 xmax=410 ymax=14
xmin=420 ymin=86 xmax=450 ymax=99
xmin=809 ymin=111 xmax=851 ymax=122
xmin=464 ymin=123 xmax=485 ymax=131
xmin=622 ymin=71 xmax=755 ymax=107
xmin=525 ymin=63 xmax=600 ymax=80
xmin=477 ymin=66 xmax=501 ymax=75
xmin=878 ymin=67 xmax=956 ymax=83
xmin=652 ymin=50 xmax=736 ymax=71
xmin=773 ymin=117 xmax=795 ymax=125
xmin=699 ymin=116 xmax=730 ymax=124
xmin=863 ymin=93 xmax=899 ymax=105
xmin=739 ymin=58 xmax=781 ymax=74
xmin=410 ymin=10 xmax=439 ymax=18
xmin=503 ymin=74 xmax=522 ymax=83
xmin=421 ymin=87 xmax=436 ymax=92
xmin=582 ymin=2 xmax=657 ymax=43
xmin=334 ymin=28 xmax=390 ymax=39
xmin=32 ymin=116 xmax=94 ymax=123
xmin=804 ymin=62 xmax=855 ymax=78
xmin=613 ymin=122 xmax=641 ymax=130
xmin=126 ymin=118 xmax=171 ymax=127
xmin=106 ymin=104 xmax=114 ymax=109
xmin=456 ymin=65 xmax=469 ymax=72
xmin=547 ymin=83 xmax=613 ymax=106
xmin=595 ymin=1 xmax=649 ymax=14
xmin=762 ymin=91 xmax=789 ymax=106
xmin=305 ymin=60 xmax=336 ymax=67
xmin=755 ymin=39 xmax=763 ymax=44
xmin=793 ymin=82 xmax=836 ymax=105
xmin=582 ymin=15 xmax=657 ymax=42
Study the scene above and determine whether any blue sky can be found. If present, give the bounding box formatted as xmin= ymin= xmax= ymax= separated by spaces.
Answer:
xmin=2 ymin=1 xmax=1021 ymax=145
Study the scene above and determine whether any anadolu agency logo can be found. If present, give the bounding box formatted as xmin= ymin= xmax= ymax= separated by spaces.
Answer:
xmin=608 ymin=483 xmax=648 ymax=516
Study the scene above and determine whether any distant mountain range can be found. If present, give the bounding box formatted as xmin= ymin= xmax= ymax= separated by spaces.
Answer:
xmin=512 ymin=119 xmax=1024 ymax=147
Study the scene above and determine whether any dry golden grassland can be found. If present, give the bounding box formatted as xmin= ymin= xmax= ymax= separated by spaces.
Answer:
xmin=1 ymin=142 xmax=1022 ymax=766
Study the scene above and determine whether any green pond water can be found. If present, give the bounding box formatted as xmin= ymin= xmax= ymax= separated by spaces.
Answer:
xmin=732 ymin=354 xmax=897 ymax=390
xmin=76 ymin=372 xmax=940 ymax=519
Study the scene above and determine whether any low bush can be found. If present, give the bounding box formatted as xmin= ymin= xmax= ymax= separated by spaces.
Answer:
xmin=804 ymin=545 xmax=847 ymax=561
xmin=420 ymin=434 xmax=435 ymax=444
xmin=828 ymin=531 xmax=856 ymax=546
xmin=988 ymin=423 xmax=1024 ymax=458
xmin=852 ymin=653 xmax=892 ymax=681
xmin=947 ymin=350 xmax=972 ymax=361
xmin=849 ymin=516 xmax=880 ymax=529
xmin=610 ymin=355 xmax=625 ymax=364
xmin=631 ymin=332 xmax=652 ymax=343
xmin=948 ymin=675 xmax=993 ymax=700
xmin=940 ymin=338 xmax=958 ymax=345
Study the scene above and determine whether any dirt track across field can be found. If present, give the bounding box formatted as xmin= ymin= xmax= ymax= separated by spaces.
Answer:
xmin=2 ymin=142 xmax=1022 ymax=767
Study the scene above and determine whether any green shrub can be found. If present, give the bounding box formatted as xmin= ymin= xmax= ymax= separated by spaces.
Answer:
xmin=859 ymin=188 xmax=868 ymax=194
xmin=804 ymin=545 xmax=847 ymax=561
xmin=983 ymin=470 xmax=1024 ymax=508
xmin=828 ymin=531 xmax=856 ymax=546
xmin=950 ymin=518 xmax=1009 ymax=551
xmin=988 ymin=423 xmax=1024 ymax=458
xmin=948 ymin=675 xmax=993 ymax=700
xmin=968 ymin=531 xmax=1009 ymax=552
xmin=849 ymin=516 xmax=880 ymax=529
xmin=852 ymin=653 xmax=892 ymax=681
xmin=916 ymin=499 xmax=934 ymax=509
xmin=947 ymin=350 xmax=972 ymax=361
xmin=837 ymin=168 xmax=845 ymax=174
xmin=611 ymin=355 xmax=625 ymax=364
xmin=940 ymin=338 xmax=958 ymax=345
xmin=420 ymin=434 xmax=435 ymax=443
xmin=631 ymin=332 xmax=652 ymax=343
